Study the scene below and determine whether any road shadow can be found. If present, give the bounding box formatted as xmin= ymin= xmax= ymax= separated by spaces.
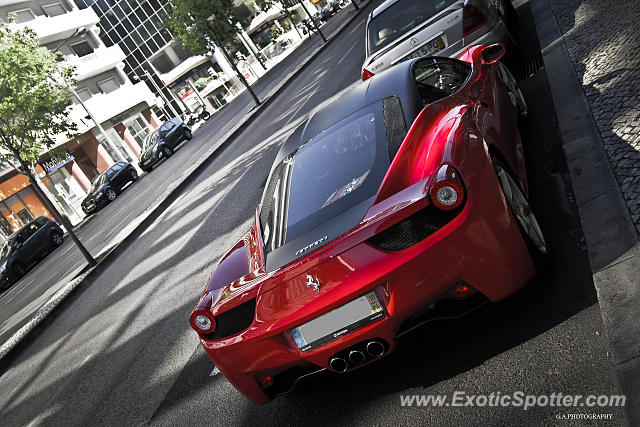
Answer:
xmin=0 ymin=132 xmax=285 ymax=425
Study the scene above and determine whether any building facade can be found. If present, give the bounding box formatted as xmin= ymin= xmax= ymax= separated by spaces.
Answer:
xmin=72 ymin=0 xmax=244 ymax=118
xmin=0 ymin=0 xmax=159 ymax=236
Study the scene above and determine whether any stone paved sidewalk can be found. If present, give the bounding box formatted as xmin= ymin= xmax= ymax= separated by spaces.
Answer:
xmin=547 ymin=0 xmax=640 ymax=234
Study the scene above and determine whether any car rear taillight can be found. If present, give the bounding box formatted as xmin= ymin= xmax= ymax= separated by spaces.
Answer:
xmin=189 ymin=309 xmax=216 ymax=334
xmin=257 ymin=374 xmax=274 ymax=389
xmin=361 ymin=68 xmax=374 ymax=81
xmin=462 ymin=4 xmax=487 ymax=37
xmin=429 ymin=164 xmax=466 ymax=211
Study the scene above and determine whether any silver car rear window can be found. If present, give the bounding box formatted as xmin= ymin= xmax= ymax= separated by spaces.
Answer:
xmin=368 ymin=0 xmax=457 ymax=55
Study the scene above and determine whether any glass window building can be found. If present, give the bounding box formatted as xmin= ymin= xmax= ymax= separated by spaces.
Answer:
xmin=73 ymin=0 xmax=183 ymax=119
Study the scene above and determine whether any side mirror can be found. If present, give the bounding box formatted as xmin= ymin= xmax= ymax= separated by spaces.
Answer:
xmin=481 ymin=43 xmax=506 ymax=64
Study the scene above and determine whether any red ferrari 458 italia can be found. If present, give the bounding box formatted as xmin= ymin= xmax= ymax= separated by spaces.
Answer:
xmin=189 ymin=44 xmax=547 ymax=404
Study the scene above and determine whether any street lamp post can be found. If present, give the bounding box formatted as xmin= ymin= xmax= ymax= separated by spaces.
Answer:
xmin=71 ymin=89 xmax=127 ymax=162
xmin=207 ymin=21 xmax=261 ymax=107
xmin=52 ymin=28 xmax=88 ymax=52
xmin=281 ymin=3 xmax=303 ymax=41
xmin=146 ymin=59 xmax=187 ymax=119
xmin=298 ymin=1 xmax=327 ymax=42
xmin=51 ymin=27 xmax=126 ymax=163
xmin=31 ymin=26 xmax=102 ymax=266
xmin=236 ymin=26 xmax=267 ymax=71
xmin=133 ymin=69 xmax=182 ymax=119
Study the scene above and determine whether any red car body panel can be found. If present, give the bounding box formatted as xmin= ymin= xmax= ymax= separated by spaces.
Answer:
xmin=191 ymin=45 xmax=537 ymax=404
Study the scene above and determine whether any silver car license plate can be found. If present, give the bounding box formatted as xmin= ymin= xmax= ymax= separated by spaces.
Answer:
xmin=404 ymin=36 xmax=446 ymax=61
xmin=291 ymin=291 xmax=384 ymax=352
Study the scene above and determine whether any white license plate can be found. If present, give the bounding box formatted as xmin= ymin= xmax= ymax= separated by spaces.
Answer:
xmin=291 ymin=292 xmax=384 ymax=352
xmin=404 ymin=36 xmax=445 ymax=60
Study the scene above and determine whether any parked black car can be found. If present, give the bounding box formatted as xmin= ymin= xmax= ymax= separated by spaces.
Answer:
xmin=318 ymin=7 xmax=332 ymax=22
xmin=0 ymin=217 xmax=64 ymax=290
xmin=81 ymin=161 xmax=138 ymax=215
xmin=138 ymin=117 xmax=192 ymax=172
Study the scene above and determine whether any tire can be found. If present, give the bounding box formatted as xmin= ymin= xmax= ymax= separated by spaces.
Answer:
xmin=12 ymin=262 xmax=26 ymax=280
xmin=105 ymin=188 xmax=117 ymax=201
xmin=500 ymin=0 xmax=518 ymax=35
xmin=184 ymin=129 xmax=192 ymax=140
xmin=200 ymin=111 xmax=210 ymax=121
xmin=504 ymin=0 xmax=518 ymax=22
xmin=493 ymin=158 xmax=550 ymax=272
xmin=130 ymin=170 xmax=139 ymax=182
xmin=51 ymin=230 xmax=63 ymax=247
xmin=499 ymin=63 xmax=527 ymax=118
xmin=162 ymin=146 xmax=173 ymax=158
xmin=141 ymin=166 xmax=152 ymax=173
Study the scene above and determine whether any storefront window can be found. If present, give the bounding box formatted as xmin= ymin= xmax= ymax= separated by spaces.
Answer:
xmin=0 ymin=186 xmax=39 ymax=233
xmin=0 ymin=215 xmax=12 ymax=236
xmin=16 ymin=209 xmax=32 ymax=224
xmin=46 ymin=167 xmax=85 ymax=222
xmin=125 ymin=116 xmax=152 ymax=149
xmin=97 ymin=132 xmax=132 ymax=163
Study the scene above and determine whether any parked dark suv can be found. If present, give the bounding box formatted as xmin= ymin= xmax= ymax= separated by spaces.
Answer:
xmin=81 ymin=161 xmax=138 ymax=215
xmin=0 ymin=217 xmax=64 ymax=290
xmin=138 ymin=118 xmax=192 ymax=172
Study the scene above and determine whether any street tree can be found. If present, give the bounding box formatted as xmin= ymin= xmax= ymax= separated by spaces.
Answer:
xmin=164 ymin=0 xmax=274 ymax=107
xmin=0 ymin=19 xmax=96 ymax=266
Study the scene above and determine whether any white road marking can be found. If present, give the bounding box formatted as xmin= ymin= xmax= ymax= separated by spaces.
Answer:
xmin=284 ymin=85 xmax=320 ymax=126
xmin=337 ymin=42 xmax=359 ymax=65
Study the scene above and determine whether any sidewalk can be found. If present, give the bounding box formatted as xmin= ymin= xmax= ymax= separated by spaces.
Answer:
xmin=529 ymin=0 xmax=640 ymax=423
xmin=0 ymin=1 xmax=372 ymax=362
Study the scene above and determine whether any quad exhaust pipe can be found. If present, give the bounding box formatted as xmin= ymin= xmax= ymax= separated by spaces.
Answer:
xmin=329 ymin=340 xmax=387 ymax=371
xmin=329 ymin=357 xmax=348 ymax=372
xmin=348 ymin=350 xmax=365 ymax=365
xmin=366 ymin=340 xmax=385 ymax=357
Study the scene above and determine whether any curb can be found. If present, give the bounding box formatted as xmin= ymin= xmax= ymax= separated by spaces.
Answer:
xmin=530 ymin=0 xmax=640 ymax=423
xmin=0 ymin=2 xmax=371 ymax=363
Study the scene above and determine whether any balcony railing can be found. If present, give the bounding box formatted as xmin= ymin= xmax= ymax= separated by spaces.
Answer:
xmin=18 ymin=8 xmax=99 ymax=45
xmin=66 ymin=45 xmax=127 ymax=81
xmin=48 ymin=81 xmax=155 ymax=147
xmin=73 ymin=81 xmax=155 ymax=129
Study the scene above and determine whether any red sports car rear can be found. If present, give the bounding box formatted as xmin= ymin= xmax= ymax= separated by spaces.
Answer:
xmin=189 ymin=44 xmax=547 ymax=404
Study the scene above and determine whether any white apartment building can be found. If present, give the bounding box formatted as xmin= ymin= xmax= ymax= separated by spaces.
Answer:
xmin=0 ymin=0 xmax=159 ymax=232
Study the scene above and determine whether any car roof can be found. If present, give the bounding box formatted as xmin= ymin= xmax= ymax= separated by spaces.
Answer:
xmin=7 ymin=216 xmax=48 ymax=238
xmin=273 ymin=58 xmax=422 ymax=167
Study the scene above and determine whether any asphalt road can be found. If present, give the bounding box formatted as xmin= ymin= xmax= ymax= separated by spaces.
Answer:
xmin=0 ymin=2 xmax=362 ymax=346
xmin=0 ymin=0 xmax=626 ymax=425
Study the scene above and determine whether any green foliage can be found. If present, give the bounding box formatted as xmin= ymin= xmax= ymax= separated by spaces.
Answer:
xmin=163 ymin=0 xmax=274 ymax=58
xmin=269 ymin=25 xmax=282 ymax=40
xmin=0 ymin=20 xmax=77 ymax=170
xmin=194 ymin=75 xmax=217 ymax=91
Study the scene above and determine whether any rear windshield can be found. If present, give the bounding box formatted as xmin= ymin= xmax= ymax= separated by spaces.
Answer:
xmin=260 ymin=102 xmax=390 ymax=254
xmin=143 ymin=129 xmax=159 ymax=150
xmin=90 ymin=173 xmax=107 ymax=190
xmin=368 ymin=0 xmax=457 ymax=55
xmin=0 ymin=240 xmax=13 ymax=258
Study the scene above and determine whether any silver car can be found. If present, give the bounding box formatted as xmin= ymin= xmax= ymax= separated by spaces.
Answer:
xmin=361 ymin=0 xmax=517 ymax=80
